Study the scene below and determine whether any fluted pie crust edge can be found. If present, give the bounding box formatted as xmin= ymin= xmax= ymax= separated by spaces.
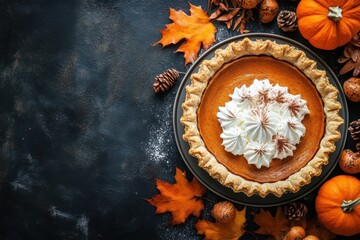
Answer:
xmin=180 ymin=38 xmax=344 ymax=198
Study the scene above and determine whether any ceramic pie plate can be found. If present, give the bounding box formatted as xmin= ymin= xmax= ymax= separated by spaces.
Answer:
xmin=173 ymin=33 xmax=348 ymax=207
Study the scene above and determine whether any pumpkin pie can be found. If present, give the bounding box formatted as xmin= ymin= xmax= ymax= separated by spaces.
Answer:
xmin=180 ymin=38 xmax=343 ymax=197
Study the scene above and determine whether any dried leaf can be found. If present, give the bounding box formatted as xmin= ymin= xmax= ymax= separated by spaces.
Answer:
xmin=354 ymin=66 xmax=360 ymax=76
xmin=210 ymin=9 xmax=223 ymax=19
xmin=216 ymin=8 xmax=240 ymax=22
xmin=340 ymin=60 xmax=360 ymax=75
xmin=338 ymin=55 xmax=350 ymax=64
xmin=239 ymin=19 xmax=249 ymax=34
xmin=232 ymin=14 xmax=244 ymax=30
xmin=196 ymin=207 xmax=247 ymax=240
xmin=154 ymin=3 xmax=216 ymax=65
xmin=306 ymin=217 xmax=336 ymax=240
xmin=209 ymin=0 xmax=253 ymax=34
xmin=225 ymin=19 xmax=233 ymax=29
xmin=344 ymin=47 xmax=351 ymax=58
xmin=219 ymin=2 xmax=229 ymax=11
xmin=246 ymin=9 xmax=254 ymax=21
xmin=147 ymin=168 xmax=206 ymax=225
xmin=253 ymin=207 xmax=290 ymax=239
xmin=338 ymin=40 xmax=360 ymax=76
xmin=351 ymin=48 xmax=359 ymax=62
xmin=230 ymin=0 xmax=239 ymax=7
xmin=232 ymin=9 xmax=248 ymax=33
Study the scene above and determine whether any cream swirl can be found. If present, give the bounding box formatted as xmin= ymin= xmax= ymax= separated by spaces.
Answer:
xmin=220 ymin=127 xmax=246 ymax=155
xmin=286 ymin=95 xmax=310 ymax=120
xmin=243 ymin=107 xmax=278 ymax=142
xmin=244 ymin=141 xmax=275 ymax=168
xmin=217 ymin=102 xmax=241 ymax=128
xmin=230 ymin=84 xmax=253 ymax=103
xmin=278 ymin=118 xmax=306 ymax=144
xmin=273 ymin=134 xmax=296 ymax=159
xmin=218 ymin=79 xmax=310 ymax=168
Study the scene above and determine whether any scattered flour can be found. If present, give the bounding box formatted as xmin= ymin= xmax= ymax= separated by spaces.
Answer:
xmin=142 ymin=102 xmax=175 ymax=165
xmin=10 ymin=153 xmax=43 ymax=192
xmin=146 ymin=126 xmax=171 ymax=163
xmin=76 ymin=215 xmax=89 ymax=239
xmin=49 ymin=206 xmax=75 ymax=220
xmin=216 ymin=26 xmax=231 ymax=42
xmin=49 ymin=206 xmax=89 ymax=239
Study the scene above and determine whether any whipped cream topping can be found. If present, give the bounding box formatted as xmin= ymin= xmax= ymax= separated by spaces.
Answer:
xmin=217 ymin=79 xmax=310 ymax=169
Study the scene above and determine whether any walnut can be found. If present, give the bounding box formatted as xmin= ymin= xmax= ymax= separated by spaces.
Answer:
xmin=211 ymin=201 xmax=236 ymax=223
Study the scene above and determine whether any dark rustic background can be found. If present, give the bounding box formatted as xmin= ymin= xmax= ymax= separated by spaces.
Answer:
xmin=0 ymin=0 xmax=359 ymax=239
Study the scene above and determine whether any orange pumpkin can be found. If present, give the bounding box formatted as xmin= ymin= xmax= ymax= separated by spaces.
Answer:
xmin=315 ymin=175 xmax=360 ymax=236
xmin=296 ymin=0 xmax=360 ymax=50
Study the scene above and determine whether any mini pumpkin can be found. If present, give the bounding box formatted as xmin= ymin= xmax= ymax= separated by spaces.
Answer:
xmin=315 ymin=175 xmax=360 ymax=236
xmin=296 ymin=0 xmax=360 ymax=50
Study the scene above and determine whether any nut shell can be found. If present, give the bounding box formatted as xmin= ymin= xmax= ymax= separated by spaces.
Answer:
xmin=259 ymin=0 xmax=279 ymax=23
xmin=211 ymin=201 xmax=236 ymax=223
xmin=343 ymin=77 xmax=360 ymax=102
xmin=339 ymin=149 xmax=360 ymax=174
xmin=303 ymin=236 xmax=319 ymax=240
xmin=283 ymin=226 xmax=306 ymax=240
xmin=239 ymin=0 xmax=263 ymax=9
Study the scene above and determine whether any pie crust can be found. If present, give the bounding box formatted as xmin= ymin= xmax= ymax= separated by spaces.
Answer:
xmin=180 ymin=38 xmax=344 ymax=197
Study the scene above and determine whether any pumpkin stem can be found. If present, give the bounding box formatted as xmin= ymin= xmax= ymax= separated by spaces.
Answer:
xmin=341 ymin=197 xmax=360 ymax=213
xmin=328 ymin=6 xmax=342 ymax=22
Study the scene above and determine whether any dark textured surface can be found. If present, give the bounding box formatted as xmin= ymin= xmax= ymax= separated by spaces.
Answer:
xmin=0 ymin=0 xmax=359 ymax=239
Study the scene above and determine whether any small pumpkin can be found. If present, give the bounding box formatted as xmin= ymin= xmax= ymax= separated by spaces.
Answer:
xmin=296 ymin=0 xmax=360 ymax=50
xmin=315 ymin=175 xmax=360 ymax=236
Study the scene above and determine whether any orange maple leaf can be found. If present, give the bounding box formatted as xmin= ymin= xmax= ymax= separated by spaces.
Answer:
xmin=253 ymin=207 xmax=290 ymax=239
xmin=154 ymin=3 xmax=217 ymax=65
xmin=147 ymin=167 xmax=206 ymax=225
xmin=196 ymin=207 xmax=247 ymax=240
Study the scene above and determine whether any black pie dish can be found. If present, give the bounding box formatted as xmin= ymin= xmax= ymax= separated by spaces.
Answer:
xmin=173 ymin=33 xmax=349 ymax=207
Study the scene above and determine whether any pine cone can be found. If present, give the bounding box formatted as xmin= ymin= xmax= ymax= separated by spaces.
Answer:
xmin=351 ymin=32 xmax=360 ymax=47
xmin=338 ymin=32 xmax=360 ymax=76
xmin=349 ymin=119 xmax=360 ymax=141
xmin=284 ymin=202 xmax=308 ymax=221
xmin=277 ymin=10 xmax=298 ymax=32
xmin=153 ymin=68 xmax=180 ymax=94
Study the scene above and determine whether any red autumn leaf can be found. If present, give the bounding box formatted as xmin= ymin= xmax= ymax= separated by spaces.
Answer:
xmin=196 ymin=207 xmax=247 ymax=240
xmin=154 ymin=3 xmax=217 ymax=65
xmin=147 ymin=168 xmax=206 ymax=225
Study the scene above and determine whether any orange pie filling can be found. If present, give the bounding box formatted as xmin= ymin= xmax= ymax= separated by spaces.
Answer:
xmin=197 ymin=56 xmax=325 ymax=183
